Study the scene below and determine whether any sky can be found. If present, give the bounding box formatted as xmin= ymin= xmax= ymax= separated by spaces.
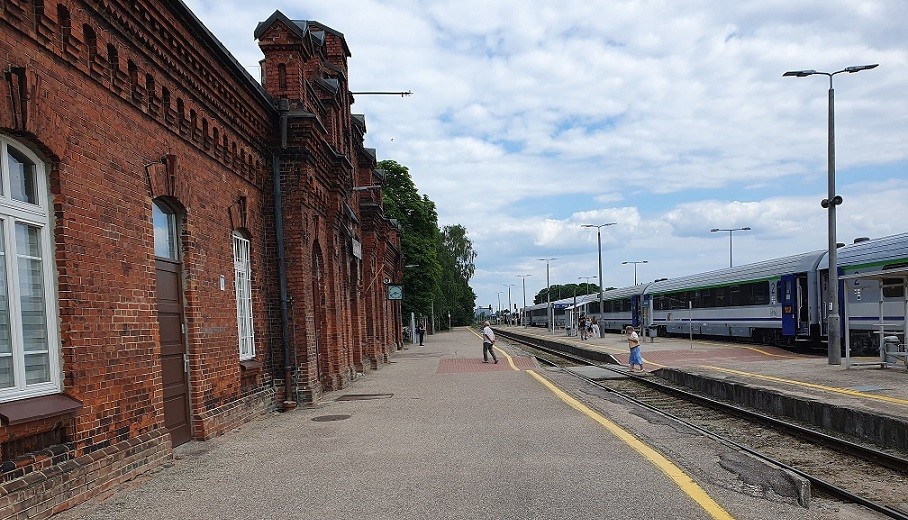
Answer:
xmin=183 ymin=0 xmax=908 ymax=313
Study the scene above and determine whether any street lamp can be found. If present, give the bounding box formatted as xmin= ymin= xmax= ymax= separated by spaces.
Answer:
xmin=710 ymin=228 xmax=751 ymax=268
xmin=784 ymin=62 xmax=878 ymax=365
xmin=577 ymin=275 xmax=595 ymax=293
xmin=496 ymin=291 xmax=503 ymax=320
xmin=503 ymin=284 xmax=515 ymax=326
xmin=581 ymin=223 xmax=616 ymax=337
xmin=403 ymin=264 xmax=419 ymax=345
xmin=517 ymin=274 xmax=532 ymax=327
xmin=621 ymin=260 xmax=648 ymax=285
xmin=538 ymin=258 xmax=556 ymax=333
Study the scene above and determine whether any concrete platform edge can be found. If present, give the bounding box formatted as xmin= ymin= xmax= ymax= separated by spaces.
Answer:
xmin=657 ymin=367 xmax=908 ymax=452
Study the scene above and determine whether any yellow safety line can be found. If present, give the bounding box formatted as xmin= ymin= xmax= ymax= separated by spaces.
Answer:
xmin=469 ymin=328 xmax=520 ymax=371
xmin=526 ymin=370 xmax=735 ymax=520
xmin=738 ymin=346 xmax=790 ymax=358
xmin=701 ymin=365 xmax=908 ymax=406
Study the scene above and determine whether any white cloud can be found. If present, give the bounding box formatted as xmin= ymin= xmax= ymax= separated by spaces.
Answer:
xmin=183 ymin=0 xmax=908 ymax=307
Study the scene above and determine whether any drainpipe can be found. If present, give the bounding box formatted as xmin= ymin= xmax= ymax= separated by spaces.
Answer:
xmin=275 ymin=99 xmax=296 ymax=411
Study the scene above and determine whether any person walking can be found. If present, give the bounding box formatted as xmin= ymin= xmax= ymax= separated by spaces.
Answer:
xmin=590 ymin=317 xmax=600 ymax=339
xmin=481 ymin=321 xmax=498 ymax=364
xmin=417 ymin=321 xmax=426 ymax=346
xmin=625 ymin=325 xmax=644 ymax=372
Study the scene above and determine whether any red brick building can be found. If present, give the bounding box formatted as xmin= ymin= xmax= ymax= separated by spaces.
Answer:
xmin=0 ymin=1 xmax=403 ymax=517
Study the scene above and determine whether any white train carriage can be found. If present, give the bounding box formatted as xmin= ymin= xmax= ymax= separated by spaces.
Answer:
xmin=645 ymin=250 xmax=826 ymax=345
xmin=582 ymin=285 xmax=649 ymax=332
xmin=820 ymin=233 xmax=908 ymax=353
xmin=524 ymin=298 xmax=571 ymax=329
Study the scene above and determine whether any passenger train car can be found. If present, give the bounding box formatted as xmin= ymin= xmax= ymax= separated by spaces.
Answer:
xmin=821 ymin=233 xmax=908 ymax=352
xmin=519 ymin=232 xmax=908 ymax=354
xmin=647 ymin=250 xmax=826 ymax=346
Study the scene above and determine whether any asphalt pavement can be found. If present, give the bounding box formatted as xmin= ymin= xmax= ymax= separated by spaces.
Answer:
xmin=54 ymin=327 xmax=882 ymax=520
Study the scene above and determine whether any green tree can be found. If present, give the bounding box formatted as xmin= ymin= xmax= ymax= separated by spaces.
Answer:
xmin=533 ymin=283 xmax=608 ymax=304
xmin=379 ymin=160 xmax=478 ymax=330
xmin=379 ymin=160 xmax=441 ymax=321
xmin=435 ymin=225 xmax=477 ymax=328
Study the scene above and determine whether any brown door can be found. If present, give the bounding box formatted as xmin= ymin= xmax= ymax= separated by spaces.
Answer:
xmin=156 ymin=258 xmax=191 ymax=446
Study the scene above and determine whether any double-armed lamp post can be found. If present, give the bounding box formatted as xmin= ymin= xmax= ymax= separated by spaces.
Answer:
xmin=538 ymin=258 xmax=556 ymax=333
xmin=621 ymin=260 xmax=648 ymax=285
xmin=581 ymin=223 xmax=616 ymax=337
xmin=783 ymin=63 xmax=878 ymax=365
xmin=517 ymin=274 xmax=532 ymax=327
xmin=710 ymin=228 xmax=750 ymax=268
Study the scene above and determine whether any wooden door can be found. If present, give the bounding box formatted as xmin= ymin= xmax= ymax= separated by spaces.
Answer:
xmin=156 ymin=258 xmax=191 ymax=446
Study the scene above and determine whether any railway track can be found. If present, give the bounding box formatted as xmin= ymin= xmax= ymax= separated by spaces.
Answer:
xmin=498 ymin=330 xmax=908 ymax=519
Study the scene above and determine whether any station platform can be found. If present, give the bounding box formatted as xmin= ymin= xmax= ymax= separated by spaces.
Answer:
xmin=496 ymin=326 xmax=908 ymax=453
xmin=57 ymin=327 xmax=880 ymax=520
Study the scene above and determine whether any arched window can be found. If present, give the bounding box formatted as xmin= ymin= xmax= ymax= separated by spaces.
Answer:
xmin=278 ymin=63 xmax=287 ymax=90
xmin=107 ymin=43 xmax=118 ymax=72
xmin=232 ymin=231 xmax=254 ymax=359
xmin=146 ymin=74 xmax=156 ymax=113
xmin=176 ymin=98 xmax=185 ymax=130
xmin=57 ymin=5 xmax=71 ymax=53
xmin=0 ymin=135 xmax=60 ymax=401
xmin=152 ymin=199 xmax=179 ymax=260
xmin=161 ymin=87 xmax=171 ymax=123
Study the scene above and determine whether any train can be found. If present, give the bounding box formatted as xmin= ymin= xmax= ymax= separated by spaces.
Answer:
xmin=523 ymin=232 xmax=908 ymax=354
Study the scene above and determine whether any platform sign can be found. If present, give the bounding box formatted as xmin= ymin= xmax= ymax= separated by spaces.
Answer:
xmin=553 ymin=303 xmax=567 ymax=310
xmin=387 ymin=284 xmax=403 ymax=300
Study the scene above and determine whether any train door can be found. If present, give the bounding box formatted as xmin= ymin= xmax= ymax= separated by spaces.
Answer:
xmin=780 ymin=274 xmax=796 ymax=336
xmin=797 ymin=276 xmax=809 ymax=333
xmin=630 ymin=296 xmax=639 ymax=327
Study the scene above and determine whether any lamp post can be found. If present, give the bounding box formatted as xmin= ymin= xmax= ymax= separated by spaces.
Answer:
xmin=538 ymin=258 xmax=556 ymax=333
xmin=577 ymin=275 xmax=595 ymax=293
xmin=784 ymin=63 xmax=878 ymax=365
xmin=503 ymin=284 xmax=515 ymax=326
xmin=404 ymin=264 xmax=419 ymax=344
xmin=581 ymin=223 xmax=616 ymax=337
xmin=496 ymin=291 xmax=503 ymax=322
xmin=710 ymin=228 xmax=750 ymax=268
xmin=621 ymin=260 xmax=648 ymax=285
xmin=517 ymin=274 xmax=532 ymax=327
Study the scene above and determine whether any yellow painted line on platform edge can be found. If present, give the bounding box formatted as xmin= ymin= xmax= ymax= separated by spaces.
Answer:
xmin=526 ymin=369 xmax=735 ymax=520
xmin=701 ymin=365 xmax=908 ymax=407
xmin=468 ymin=328 xmax=520 ymax=371
xmin=738 ymin=346 xmax=790 ymax=358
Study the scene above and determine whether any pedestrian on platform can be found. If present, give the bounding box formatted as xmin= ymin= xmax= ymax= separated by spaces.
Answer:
xmin=578 ymin=315 xmax=587 ymax=340
xmin=417 ymin=321 xmax=426 ymax=346
xmin=625 ymin=325 xmax=643 ymax=372
xmin=584 ymin=316 xmax=592 ymax=338
xmin=590 ymin=317 xmax=600 ymax=338
xmin=481 ymin=321 xmax=498 ymax=364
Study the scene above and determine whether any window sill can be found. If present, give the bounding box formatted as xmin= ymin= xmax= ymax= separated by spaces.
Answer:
xmin=0 ymin=394 xmax=83 ymax=426
xmin=239 ymin=360 xmax=263 ymax=371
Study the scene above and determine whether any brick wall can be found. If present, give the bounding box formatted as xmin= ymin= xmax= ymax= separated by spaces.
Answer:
xmin=0 ymin=430 xmax=170 ymax=520
xmin=0 ymin=2 xmax=403 ymax=517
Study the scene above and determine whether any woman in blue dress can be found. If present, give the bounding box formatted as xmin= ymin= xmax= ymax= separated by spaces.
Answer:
xmin=625 ymin=325 xmax=644 ymax=372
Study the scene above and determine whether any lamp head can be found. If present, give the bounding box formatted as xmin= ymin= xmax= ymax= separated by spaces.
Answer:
xmin=783 ymin=69 xmax=817 ymax=77
xmin=710 ymin=228 xmax=720 ymax=233
xmin=845 ymin=64 xmax=878 ymax=73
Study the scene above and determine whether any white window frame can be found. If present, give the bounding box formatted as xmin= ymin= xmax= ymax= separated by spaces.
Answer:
xmin=233 ymin=231 xmax=254 ymax=360
xmin=0 ymin=136 xmax=61 ymax=402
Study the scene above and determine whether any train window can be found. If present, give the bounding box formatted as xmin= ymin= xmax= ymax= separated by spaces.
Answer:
xmin=728 ymin=285 xmax=741 ymax=306
xmin=882 ymin=278 xmax=905 ymax=298
xmin=754 ymin=283 xmax=768 ymax=305
xmin=716 ymin=287 xmax=729 ymax=307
